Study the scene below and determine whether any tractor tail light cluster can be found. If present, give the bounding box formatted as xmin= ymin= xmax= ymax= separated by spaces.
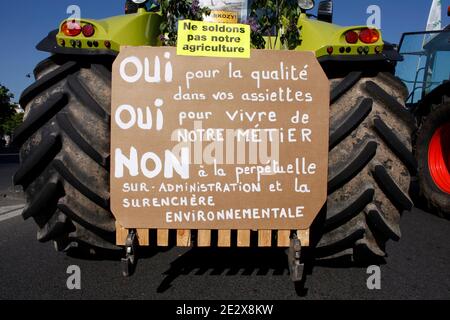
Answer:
xmin=61 ymin=21 xmax=95 ymax=37
xmin=345 ymin=28 xmax=380 ymax=44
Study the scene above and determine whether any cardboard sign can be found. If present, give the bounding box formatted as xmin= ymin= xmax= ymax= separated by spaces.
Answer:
xmin=177 ymin=20 xmax=251 ymax=58
xmin=111 ymin=47 xmax=330 ymax=230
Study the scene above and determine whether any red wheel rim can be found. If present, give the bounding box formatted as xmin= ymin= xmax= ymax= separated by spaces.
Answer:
xmin=428 ymin=122 xmax=450 ymax=194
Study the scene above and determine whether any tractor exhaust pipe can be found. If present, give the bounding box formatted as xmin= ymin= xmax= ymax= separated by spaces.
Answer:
xmin=317 ymin=1 xmax=334 ymax=23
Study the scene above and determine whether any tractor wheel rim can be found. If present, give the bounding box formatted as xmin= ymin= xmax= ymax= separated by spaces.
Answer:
xmin=428 ymin=122 xmax=450 ymax=194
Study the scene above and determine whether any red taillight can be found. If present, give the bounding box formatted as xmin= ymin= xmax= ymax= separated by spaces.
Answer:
xmin=359 ymin=28 xmax=380 ymax=44
xmin=82 ymin=24 xmax=95 ymax=37
xmin=62 ymin=21 xmax=81 ymax=37
xmin=327 ymin=46 xmax=334 ymax=54
xmin=345 ymin=30 xmax=359 ymax=44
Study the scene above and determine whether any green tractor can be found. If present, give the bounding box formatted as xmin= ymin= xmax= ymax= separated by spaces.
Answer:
xmin=396 ymin=21 xmax=450 ymax=219
xmin=15 ymin=0 xmax=415 ymax=268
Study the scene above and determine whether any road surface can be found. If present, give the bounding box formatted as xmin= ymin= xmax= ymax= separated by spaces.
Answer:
xmin=0 ymin=156 xmax=449 ymax=300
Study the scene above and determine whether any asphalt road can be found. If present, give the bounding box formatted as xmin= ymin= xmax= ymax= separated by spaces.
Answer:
xmin=0 ymin=156 xmax=24 ymax=207
xmin=0 ymin=157 xmax=18 ymax=191
xmin=0 ymin=156 xmax=449 ymax=300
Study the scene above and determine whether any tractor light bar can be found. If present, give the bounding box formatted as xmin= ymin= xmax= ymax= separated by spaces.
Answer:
xmin=61 ymin=21 xmax=96 ymax=38
xmin=344 ymin=28 xmax=380 ymax=45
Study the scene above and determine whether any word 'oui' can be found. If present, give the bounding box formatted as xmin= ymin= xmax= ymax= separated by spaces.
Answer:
xmin=119 ymin=52 xmax=173 ymax=83
xmin=115 ymin=100 xmax=164 ymax=131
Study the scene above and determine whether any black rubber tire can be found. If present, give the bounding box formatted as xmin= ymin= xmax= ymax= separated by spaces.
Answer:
xmin=316 ymin=71 xmax=416 ymax=263
xmin=15 ymin=55 xmax=117 ymax=252
xmin=16 ymin=55 xmax=416 ymax=262
xmin=416 ymin=99 xmax=450 ymax=218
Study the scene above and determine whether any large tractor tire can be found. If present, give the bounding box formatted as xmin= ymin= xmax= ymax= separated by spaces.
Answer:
xmin=416 ymin=99 xmax=450 ymax=218
xmin=315 ymin=72 xmax=416 ymax=263
xmin=16 ymin=55 xmax=415 ymax=262
xmin=15 ymin=55 xmax=117 ymax=252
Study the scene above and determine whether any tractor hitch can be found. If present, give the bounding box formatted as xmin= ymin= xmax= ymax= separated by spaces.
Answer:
xmin=122 ymin=229 xmax=139 ymax=277
xmin=288 ymin=234 xmax=305 ymax=283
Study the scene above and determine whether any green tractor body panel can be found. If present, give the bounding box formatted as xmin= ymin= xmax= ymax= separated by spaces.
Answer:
xmin=52 ymin=8 xmax=384 ymax=61
xmin=56 ymin=9 xmax=162 ymax=52
xmin=296 ymin=14 xmax=383 ymax=58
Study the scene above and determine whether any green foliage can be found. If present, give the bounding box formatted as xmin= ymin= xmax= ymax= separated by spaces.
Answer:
xmin=2 ymin=113 xmax=23 ymax=136
xmin=159 ymin=0 xmax=211 ymax=46
xmin=0 ymin=84 xmax=22 ymax=136
xmin=249 ymin=0 xmax=302 ymax=49
xmin=159 ymin=0 xmax=302 ymax=50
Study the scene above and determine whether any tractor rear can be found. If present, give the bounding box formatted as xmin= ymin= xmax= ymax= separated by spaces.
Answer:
xmin=15 ymin=0 xmax=415 ymax=280
xmin=395 ymin=20 xmax=450 ymax=218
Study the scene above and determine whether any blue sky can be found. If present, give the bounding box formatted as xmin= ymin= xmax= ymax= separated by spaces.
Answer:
xmin=0 ymin=0 xmax=448 ymax=101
